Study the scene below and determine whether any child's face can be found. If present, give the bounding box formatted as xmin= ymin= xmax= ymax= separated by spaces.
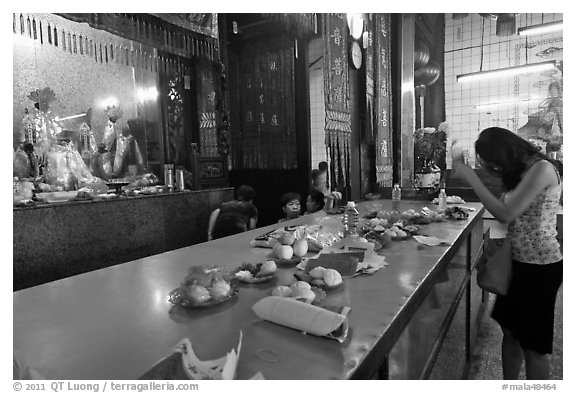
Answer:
xmin=306 ymin=195 xmax=320 ymax=213
xmin=283 ymin=199 xmax=301 ymax=217
xmin=313 ymin=172 xmax=327 ymax=188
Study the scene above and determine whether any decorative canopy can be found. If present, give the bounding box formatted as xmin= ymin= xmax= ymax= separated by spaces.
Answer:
xmin=58 ymin=13 xmax=219 ymax=61
xmin=150 ymin=13 xmax=218 ymax=38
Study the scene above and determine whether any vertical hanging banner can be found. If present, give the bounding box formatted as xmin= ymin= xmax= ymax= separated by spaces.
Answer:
xmin=374 ymin=14 xmax=393 ymax=187
xmin=365 ymin=15 xmax=375 ymax=145
xmin=323 ymin=13 xmax=351 ymax=192
xmin=234 ymin=37 xmax=297 ymax=170
xmin=196 ymin=58 xmax=219 ymax=157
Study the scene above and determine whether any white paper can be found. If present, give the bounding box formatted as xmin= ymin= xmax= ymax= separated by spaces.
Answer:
xmin=167 ymin=332 xmax=243 ymax=380
xmin=413 ymin=235 xmax=451 ymax=246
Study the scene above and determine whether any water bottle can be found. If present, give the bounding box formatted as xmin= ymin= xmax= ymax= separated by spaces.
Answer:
xmin=438 ymin=188 xmax=447 ymax=211
xmin=343 ymin=201 xmax=360 ymax=237
xmin=164 ymin=164 xmax=174 ymax=190
xmin=392 ymin=184 xmax=402 ymax=212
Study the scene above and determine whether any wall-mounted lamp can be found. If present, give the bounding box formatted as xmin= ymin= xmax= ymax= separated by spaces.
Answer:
xmin=457 ymin=60 xmax=556 ymax=83
xmin=100 ymin=97 xmax=119 ymax=109
xmin=518 ymin=20 xmax=563 ymax=36
xmin=346 ymin=13 xmax=364 ymax=40
xmin=137 ymin=87 xmax=159 ymax=103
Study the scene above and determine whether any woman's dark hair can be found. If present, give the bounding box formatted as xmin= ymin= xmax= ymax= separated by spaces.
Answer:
xmin=236 ymin=185 xmax=255 ymax=202
xmin=280 ymin=192 xmax=301 ymax=207
xmin=318 ymin=161 xmax=328 ymax=171
xmin=308 ymin=188 xmax=325 ymax=210
xmin=475 ymin=127 xmax=562 ymax=191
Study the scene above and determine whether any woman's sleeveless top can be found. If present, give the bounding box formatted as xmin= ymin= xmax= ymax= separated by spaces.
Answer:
xmin=508 ymin=162 xmax=562 ymax=264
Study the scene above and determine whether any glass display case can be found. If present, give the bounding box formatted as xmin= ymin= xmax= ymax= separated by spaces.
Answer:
xmin=13 ymin=13 xmax=227 ymax=206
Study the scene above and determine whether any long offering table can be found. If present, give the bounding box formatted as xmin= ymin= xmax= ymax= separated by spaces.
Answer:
xmin=13 ymin=200 xmax=485 ymax=380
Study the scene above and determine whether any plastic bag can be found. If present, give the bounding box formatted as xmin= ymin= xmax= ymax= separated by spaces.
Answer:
xmin=13 ymin=178 xmax=34 ymax=202
xmin=43 ymin=143 xmax=95 ymax=188
xmin=13 ymin=149 xmax=31 ymax=179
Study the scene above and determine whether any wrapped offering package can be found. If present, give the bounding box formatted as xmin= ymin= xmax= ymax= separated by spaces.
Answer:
xmin=252 ymin=297 xmax=349 ymax=342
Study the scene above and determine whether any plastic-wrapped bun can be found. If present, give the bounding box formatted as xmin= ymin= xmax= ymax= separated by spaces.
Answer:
xmin=210 ymin=280 xmax=231 ymax=299
xmin=292 ymin=288 xmax=316 ymax=303
xmin=185 ymin=284 xmax=212 ymax=303
xmin=309 ymin=266 xmax=326 ymax=279
xmin=290 ymin=281 xmax=311 ymax=292
xmin=271 ymin=286 xmax=293 ymax=297
xmin=323 ymin=269 xmax=342 ymax=288
xmin=259 ymin=260 xmax=277 ymax=276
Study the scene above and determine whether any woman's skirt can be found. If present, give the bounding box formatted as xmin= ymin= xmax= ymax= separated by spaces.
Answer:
xmin=492 ymin=259 xmax=563 ymax=354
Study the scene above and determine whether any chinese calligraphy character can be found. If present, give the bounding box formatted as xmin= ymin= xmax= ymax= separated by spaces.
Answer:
xmin=380 ymin=109 xmax=388 ymax=127
xmin=208 ymin=92 xmax=216 ymax=105
xmin=380 ymin=80 xmax=388 ymax=97
xmin=247 ymin=111 xmax=253 ymax=122
xmin=259 ymin=94 xmax=265 ymax=104
xmin=380 ymin=48 xmax=387 ymax=66
xmin=331 ymin=28 xmax=342 ymax=46
xmin=246 ymin=78 xmax=252 ymax=89
xmin=260 ymin=113 xmax=265 ymax=124
xmin=380 ymin=140 xmax=388 ymax=158
xmin=380 ymin=20 xmax=388 ymax=38
xmin=333 ymin=57 xmax=343 ymax=77
xmin=271 ymin=114 xmax=279 ymax=126
xmin=333 ymin=85 xmax=344 ymax=103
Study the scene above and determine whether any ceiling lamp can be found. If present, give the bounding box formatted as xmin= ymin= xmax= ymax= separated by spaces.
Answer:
xmin=496 ymin=14 xmax=516 ymax=37
xmin=518 ymin=20 xmax=563 ymax=36
xmin=457 ymin=60 xmax=556 ymax=83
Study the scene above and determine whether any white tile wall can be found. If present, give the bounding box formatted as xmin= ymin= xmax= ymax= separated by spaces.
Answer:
xmin=444 ymin=13 xmax=563 ymax=168
xmin=308 ymin=38 xmax=328 ymax=170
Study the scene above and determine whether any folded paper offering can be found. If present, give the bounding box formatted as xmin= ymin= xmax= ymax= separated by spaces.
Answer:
xmin=297 ymin=247 xmax=387 ymax=276
xmin=140 ymin=333 xmax=245 ymax=380
xmin=252 ymin=297 xmax=350 ymax=342
xmin=305 ymin=252 xmax=362 ymax=276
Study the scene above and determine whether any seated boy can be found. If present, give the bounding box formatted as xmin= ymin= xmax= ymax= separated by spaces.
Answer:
xmin=278 ymin=192 xmax=302 ymax=222
xmin=208 ymin=185 xmax=258 ymax=240
xmin=305 ymin=188 xmax=325 ymax=214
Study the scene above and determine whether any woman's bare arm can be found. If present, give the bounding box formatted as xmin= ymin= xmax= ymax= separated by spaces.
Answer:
xmin=452 ymin=153 xmax=557 ymax=224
